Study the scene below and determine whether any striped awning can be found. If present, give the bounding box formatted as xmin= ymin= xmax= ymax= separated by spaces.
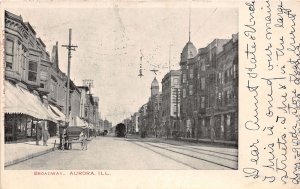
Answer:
xmin=48 ymin=104 xmax=65 ymax=121
xmin=4 ymin=81 xmax=56 ymax=122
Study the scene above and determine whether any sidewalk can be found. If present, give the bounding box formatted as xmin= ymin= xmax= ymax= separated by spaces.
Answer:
xmin=4 ymin=137 xmax=59 ymax=167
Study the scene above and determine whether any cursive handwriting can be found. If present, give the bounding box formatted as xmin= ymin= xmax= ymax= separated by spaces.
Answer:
xmin=245 ymin=80 xmax=260 ymax=130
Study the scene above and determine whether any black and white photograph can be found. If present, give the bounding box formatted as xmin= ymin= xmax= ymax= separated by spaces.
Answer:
xmin=3 ymin=6 xmax=238 ymax=170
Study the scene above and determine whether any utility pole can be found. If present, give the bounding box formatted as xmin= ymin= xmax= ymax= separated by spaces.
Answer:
xmin=62 ymin=29 xmax=78 ymax=125
xmin=168 ymin=43 xmax=174 ymax=71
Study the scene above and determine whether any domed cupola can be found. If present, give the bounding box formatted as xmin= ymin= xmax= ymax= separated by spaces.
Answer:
xmin=180 ymin=8 xmax=197 ymax=65
xmin=151 ymin=77 xmax=159 ymax=96
xmin=180 ymin=41 xmax=197 ymax=64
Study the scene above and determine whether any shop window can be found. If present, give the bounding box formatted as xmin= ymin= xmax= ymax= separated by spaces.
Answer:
xmin=28 ymin=61 xmax=38 ymax=82
xmin=5 ymin=39 xmax=14 ymax=69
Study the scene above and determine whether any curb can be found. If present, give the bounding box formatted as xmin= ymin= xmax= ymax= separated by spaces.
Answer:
xmin=4 ymin=147 xmax=55 ymax=167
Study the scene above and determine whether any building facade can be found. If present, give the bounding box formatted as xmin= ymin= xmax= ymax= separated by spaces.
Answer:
xmin=4 ymin=11 xmax=103 ymax=142
xmin=161 ymin=70 xmax=181 ymax=137
xmin=178 ymin=34 xmax=238 ymax=142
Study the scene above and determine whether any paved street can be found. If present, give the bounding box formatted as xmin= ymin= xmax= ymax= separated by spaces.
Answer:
xmin=6 ymin=136 xmax=237 ymax=170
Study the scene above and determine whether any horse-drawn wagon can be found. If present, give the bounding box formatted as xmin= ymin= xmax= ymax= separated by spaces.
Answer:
xmin=61 ymin=126 xmax=87 ymax=150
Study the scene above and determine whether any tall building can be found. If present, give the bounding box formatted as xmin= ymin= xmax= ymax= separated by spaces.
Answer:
xmin=161 ymin=70 xmax=181 ymax=137
xmin=178 ymin=34 xmax=238 ymax=141
xmin=179 ymin=24 xmax=198 ymax=138
xmin=4 ymin=11 xmax=64 ymax=142
xmin=147 ymin=78 xmax=162 ymax=137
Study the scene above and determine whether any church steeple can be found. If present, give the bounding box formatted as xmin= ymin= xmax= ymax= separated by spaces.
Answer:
xmin=151 ymin=77 xmax=159 ymax=96
xmin=179 ymin=8 xmax=197 ymax=64
xmin=189 ymin=7 xmax=191 ymax=42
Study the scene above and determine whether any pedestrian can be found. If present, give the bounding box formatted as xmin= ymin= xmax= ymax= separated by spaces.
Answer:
xmin=36 ymin=122 xmax=42 ymax=145
xmin=79 ymin=131 xmax=87 ymax=150
xmin=43 ymin=122 xmax=50 ymax=146
xmin=211 ymin=127 xmax=216 ymax=143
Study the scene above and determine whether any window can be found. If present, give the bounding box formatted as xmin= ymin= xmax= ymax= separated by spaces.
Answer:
xmin=189 ymin=85 xmax=193 ymax=95
xmin=189 ymin=70 xmax=193 ymax=79
xmin=194 ymin=68 xmax=198 ymax=78
xmin=182 ymin=73 xmax=187 ymax=83
xmin=201 ymin=78 xmax=205 ymax=90
xmin=183 ymin=89 xmax=186 ymax=98
xmin=173 ymin=78 xmax=178 ymax=85
xmin=201 ymin=63 xmax=206 ymax=71
xmin=28 ymin=61 xmax=38 ymax=82
xmin=233 ymin=64 xmax=237 ymax=79
xmin=201 ymin=97 xmax=205 ymax=108
xmin=224 ymin=70 xmax=228 ymax=83
xmin=218 ymin=92 xmax=222 ymax=105
xmin=40 ymin=70 xmax=47 ymax=81
xmin=227 ymin=90 xmax=232 ymax=104
xmin=5 ymin=39 xmax=14 ymax=69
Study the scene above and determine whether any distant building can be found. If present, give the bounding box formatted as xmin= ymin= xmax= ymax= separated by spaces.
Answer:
xmin=131 ymin=112 xmax=139 ymax=134
xmin=161 ymin=70 xmax=181 ymax=137
xmin=147 ymin=78 xmax=162 ymax=137
xmin=138 ymin=103 xmax=148 ymax=137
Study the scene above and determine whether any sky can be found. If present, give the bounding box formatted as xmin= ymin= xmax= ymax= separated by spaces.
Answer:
xmin=8 ymin=7 xmax=238 ymax=125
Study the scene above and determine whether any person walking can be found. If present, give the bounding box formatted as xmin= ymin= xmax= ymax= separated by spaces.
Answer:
xmin=43 ymin=122 xmax=50 ymax=146
xmin=36 ymin=122 xmax=42 ymax=145
xmin=79 ymin=130 xmax=87 ymax=150
xmin=211 ymin=127 xmax=216 ymax=143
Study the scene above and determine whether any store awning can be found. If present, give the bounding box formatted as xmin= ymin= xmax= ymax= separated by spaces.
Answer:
xmin=4 ymin=81 xmax=39 ymax=118
xmin=69 ymin=116 xmax=87 ymax=128
xmin=48 ymin=104 xmax=65 ymax=121
xmin=18 ymin=87 xmax=57 ymax=123
xmin=4 ymin=81 xmax=56 ymax=122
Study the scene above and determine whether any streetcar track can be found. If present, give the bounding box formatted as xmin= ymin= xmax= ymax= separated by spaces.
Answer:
xmin=141 ymin=142 xmax=236 ymax=170
xmin=146 ymin=142 xmax=237 ymax=162
xmin=123 ymin=138 xmax=237 ymax=157
xmin=154 ymin=142 xmax=237 ymax=157
xmin=131 ymin=141 xmax=198 ymax=169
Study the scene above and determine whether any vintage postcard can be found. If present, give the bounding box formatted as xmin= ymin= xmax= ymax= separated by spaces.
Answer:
xmin=0 ymin=0 xmax=299 ymax=189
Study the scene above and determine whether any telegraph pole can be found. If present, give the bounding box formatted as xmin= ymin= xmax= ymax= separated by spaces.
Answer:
xmin=62 ymin=29 xmax=78 ymax=125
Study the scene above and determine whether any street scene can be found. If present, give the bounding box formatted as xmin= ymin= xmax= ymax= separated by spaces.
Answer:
xmin=7 ymin=135 xmax=237 ymax=170
xmin=3 ymin=7 xmax=238 ymax=170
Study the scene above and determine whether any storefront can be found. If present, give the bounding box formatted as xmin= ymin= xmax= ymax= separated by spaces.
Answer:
xmin=4 ymin=81 xmax=58 ymax=143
